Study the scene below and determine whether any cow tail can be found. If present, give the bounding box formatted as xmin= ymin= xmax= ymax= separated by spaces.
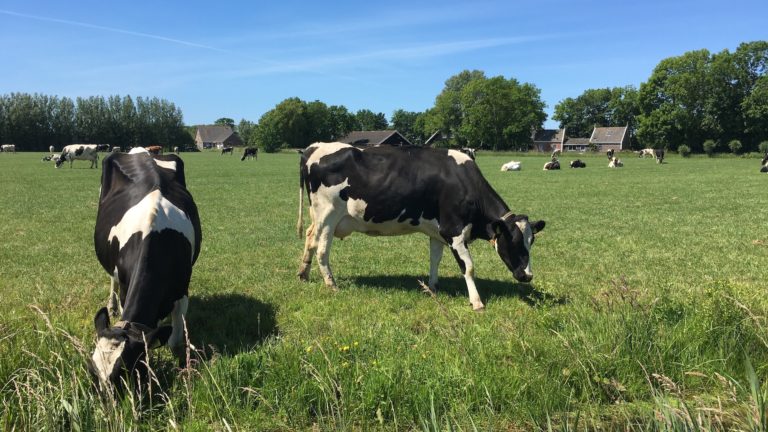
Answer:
xmin=297 ymin=163 xmax=305 ymax=239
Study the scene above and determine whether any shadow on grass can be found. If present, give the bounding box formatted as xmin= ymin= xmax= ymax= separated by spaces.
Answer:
xmin=351 ymin=274 xmax=567 ymax=307
xmin=187 ymin=293 xmax=278 ymax=356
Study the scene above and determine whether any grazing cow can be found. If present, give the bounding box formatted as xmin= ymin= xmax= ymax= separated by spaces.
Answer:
xmin=551 ymin=149 xmax=561 ymax=159
xmin=608 ymin=157 xmax=623 ymax=168
xmin=56 ymin=144 xmax=99 ymax=168
xmin=241 ymin=146 xmax=258 ymax=161
xmin=89 ymin=147 xmax=202 ymax=389
xmin=606 ymin=149 xmax=615 ymax=160
xmin=654 ymin=149 xmax=665 ymax=164
xmin=500 ymin=160 xmax=521 ymax=171
xmin=569 ymin=159 xmax=586 ymax=168
xmin=543 ymin=158 xmax=560 ymax=170
xmin=638 ymin=148 xmax=655 ymax=158
xmin=49 ymin=145 xmax=55 ymax=153
xmin=1 ymin=144 xmax=16 ymax=153
xmin=760 ymin=153 xmax=768 ymax=173
xmin=221 ymin=146 xmax=234 ymax=156
xmin=297 ymin=142 xmax=545 ymax=311
xmin=459 ymin=147 xmax=476 ymax=160
xmin=145 ymin=146 xmax=162 ymax=155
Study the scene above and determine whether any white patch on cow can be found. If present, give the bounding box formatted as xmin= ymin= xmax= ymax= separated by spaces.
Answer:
xmin=450 ymin=225 xmax=484 ymax=310
xmin=168 ymin=295 xmax=188 ymax=352
xmin=129 ymin=147 xmax=148 ymax=154
xmin=447 ymin=149 xmax=472 ymax=165
xmin=153 ymin=159 xmax=176 ymax=171
xmin=92 ymin=337 xmax=125 ymax=384
xmin=306 ymin=142 xmax=353 ymax=173
xmin=514 ymin=220 xmax=534 ymax=277
xmin=107 ymin=189 xmax=196 ymax=261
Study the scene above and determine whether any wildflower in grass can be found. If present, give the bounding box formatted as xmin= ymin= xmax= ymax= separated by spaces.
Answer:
xmin=353 ymin=341 xmax=359 ymax=347
xmin=306 ymin=346 xmax=312 ymax=353
xmin=340 ymin=345 xmax=350 ymax=352
xmin=342 ymin=361 xmax=349 ymax=368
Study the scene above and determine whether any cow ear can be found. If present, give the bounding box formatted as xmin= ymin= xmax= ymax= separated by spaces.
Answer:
xmin=94 ymin=307 xmax=110 ymax=332
xmin=147 ymin=326 xmax=173 ymax=349
xmin=531 ymin=220 xmax=546 ymax=234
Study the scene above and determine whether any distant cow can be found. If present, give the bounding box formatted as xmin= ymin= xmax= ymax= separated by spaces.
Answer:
xmin=241 ymin=147 xmax=258 ymax=161
xmin=145 ymin=146 xmax=162 ymax=155
xmin=543 ymin=158 xmax=560 ymax=170
xmin=606 ymin=149 xmax=615 ymax=159
xmin=500 ymin=160 xmax=521 ymax=171
xmin=49 ymin=145 xmax=55 ymax=153
xmin=221 ymin=146 xmax=234 ymax=155
xmin=1 ymin=144 xmax=16 ymax=153
xmin=760 ymin=153 xmax=768 ymax=173
xmin=459 ymin=147 xmax=476 ymax=160
xmin=42 ymin=154 xmax=60 ymax=162
xmin=569 ymin=159 xmax=586 ymax=168
xmin=654 ymin=149 xmax=665 ymax=164
xmin=551 ymin=149 xmax=561 ymax=159
xmin=297 ymin=142 xmax=545 ymax=311
xmin=608 ymin=157 xmax=623 ymax=168
xmin=173 ymin=146 xmax=179 ymax=154
xmin=56 ymin=144 xmax=99 ymax=168
xmin=89 ymin=147 xmax=202 ymax=388
xmin=638 ymin=148 xmax=655 ymax=158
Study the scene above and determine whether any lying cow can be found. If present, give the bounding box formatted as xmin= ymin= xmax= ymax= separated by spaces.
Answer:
xmin=1 ymin=144 xmax=16 ymax=153
xmin=89 ymin=147 xmax=202 ymax=389
xmin=500 ymin=160 xmax=521 ymax=171
xmin=569 ymin=159 xmax=586 ymax=168
xmin=543 ymin=158 xmax=560 ymax=170
xmin=56 ymin=144 xmax=99 ymax=168
xmin=241 ymin=146 xmax=258 ymax=161
xmin=221 ymin=146 xmax=234 ymax=155
xmin=297 ymin=142 xmax=545 ymax=311
xmin=608 ymin=157 xmax=623 ymax=168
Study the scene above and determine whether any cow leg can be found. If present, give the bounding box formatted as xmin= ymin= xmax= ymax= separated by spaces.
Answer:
xmin=107 ymin=271 xmax=122 ymax=316
xmin=449 ymin=239 xmax=484 ymax=311
xmin=428 ymin=237 xmax=444 ymax=292
xmin=168 ymin=295 xmax=192 ymax=360
xmin=297 ymin=221 xmax=317 ymax=281
xmin=315 ymin=224 xmax=338 ymax=290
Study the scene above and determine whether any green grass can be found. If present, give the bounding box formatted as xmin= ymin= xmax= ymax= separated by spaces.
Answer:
xmin=2 ymin=149 xmax=768 ymax=430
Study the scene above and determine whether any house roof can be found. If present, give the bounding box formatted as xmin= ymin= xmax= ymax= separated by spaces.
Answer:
xmin=564 ymin=138 xmax=590 ymax=145
xmin=590 ymin=126 xmax=627 ymax=144
xmin=196 ymin=125 xmax=235 ymax=143
xmin=339 ymin=130 xmax=412 ymax=146
xmin=533 ymin=128 xmax=566 ymax=143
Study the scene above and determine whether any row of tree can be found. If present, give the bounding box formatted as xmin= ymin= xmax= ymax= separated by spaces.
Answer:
xmin=554 ymin=41 xmax=768 ymax=152
xmin=0 ymin=94 xmax=192 ymax=151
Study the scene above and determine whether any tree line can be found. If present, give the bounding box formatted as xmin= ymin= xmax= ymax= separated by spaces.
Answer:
xmin=0 ymin=93 xmax=192 ymax=152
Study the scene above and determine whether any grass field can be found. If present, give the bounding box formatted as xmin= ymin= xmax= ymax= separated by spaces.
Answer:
xmin=2 ymin=149 xmax=768 ymax=430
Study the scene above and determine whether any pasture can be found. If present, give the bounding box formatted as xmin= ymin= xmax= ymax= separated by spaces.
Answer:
xmin=1 ymin=149 xmax=768 ymax=430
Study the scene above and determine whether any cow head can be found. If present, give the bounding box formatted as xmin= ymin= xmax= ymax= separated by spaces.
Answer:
xmin=88 ymin=308 xmax=172 ymax=389
xmin=54 ymin=153 xmax=67 ymax=168
xmin=490 ymin=214 xmax=545 ymax=283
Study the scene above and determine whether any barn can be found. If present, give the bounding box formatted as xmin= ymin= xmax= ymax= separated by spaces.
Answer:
xmin=195 ymin=125 xmax=243 ymax=150
xmin=339 ymin=130 xmax=413 ymax=147
xmin=589 ymin=126 xmax=629 ymax=152
xmin=532 ymin=128 xmax=566 ymax=153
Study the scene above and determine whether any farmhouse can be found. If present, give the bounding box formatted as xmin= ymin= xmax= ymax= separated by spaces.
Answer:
xmin=532 ymin=128 xmax=566 ymax=152
xmin=339 ymin=130 xmax=412 ymax=147
xmin=533 ymin=125 xmax=630 ymax=152
xmin=195 ymin=125 xmax=243 ymax=150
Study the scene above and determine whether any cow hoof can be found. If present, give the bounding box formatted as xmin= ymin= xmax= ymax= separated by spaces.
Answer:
xmin=472 ymin=303 xmax=485 ymax=312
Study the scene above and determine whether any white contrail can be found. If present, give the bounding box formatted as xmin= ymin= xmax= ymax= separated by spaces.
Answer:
xmin=0 ymin=9 xmax=232 ymax=54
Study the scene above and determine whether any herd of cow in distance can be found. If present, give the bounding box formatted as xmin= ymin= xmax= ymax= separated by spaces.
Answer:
xmin=1 ymin=140 xmax=767 ymax=393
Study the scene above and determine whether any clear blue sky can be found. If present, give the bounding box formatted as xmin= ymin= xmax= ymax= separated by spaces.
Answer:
xmin=1 ymin=0 xmax=765 ymax=128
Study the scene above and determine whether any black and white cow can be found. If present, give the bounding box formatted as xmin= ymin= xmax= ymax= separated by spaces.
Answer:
xmin=654 ymin=149 xmax=665 ymax=164
xmin=760 ymin=153 xmax=768 ymax=173
xmin=221 ymin=146 xmax=234 ymax=155
xmin=56 ymin=144 xmax=99 ymax=168
xmin=606 ymin=149 xmax=615 ymax=160
xmin=241 ymin=146 xmax=258 ymax=161
xmin=543 ymin=158 xmax=560 ymax=170
xmin=89 ymin=147 xmax=202 ymax=388
xmin=638 ymin=148 xmax=655 ymax=158
xmin=569 ymin=159 xmax=586 ymax=168
xmin=608 ymin=156 xmax=623 ymax=168
xmin=1 ymin=144 xmax=16 ymax=153
xmin=459 ymin=147 xmax=476 ymax=160
xmin=296 ymin=142 xmax=545 ymax=311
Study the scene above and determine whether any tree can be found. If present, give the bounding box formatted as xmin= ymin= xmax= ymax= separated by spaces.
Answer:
xmin=430 ymin=70 xmax=486 ymax=147
xmin=391 ymin=109 xmax=424 ymax=144
xmin=237 ymin=119 xmax=258 ymax=147
xmin=256 ymin=97 xmax=308 ymax=152
xmin=354 ymin=109 xmax=388 ymax=131
xmin=553 ymin=87 xmax=638 ymax=140
xmin=214 ymin=117 xmax=235 ymax=129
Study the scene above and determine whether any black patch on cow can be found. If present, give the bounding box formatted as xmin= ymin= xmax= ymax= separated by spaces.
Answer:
xmin=75 ymin=146 xmax=85 ymax=156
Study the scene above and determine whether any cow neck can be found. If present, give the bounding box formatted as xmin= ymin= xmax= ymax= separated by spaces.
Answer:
xmin=113 ymin=319 xmax=154 ymax=339
xmin=476 ymin=195 xmax=511 ymax=241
